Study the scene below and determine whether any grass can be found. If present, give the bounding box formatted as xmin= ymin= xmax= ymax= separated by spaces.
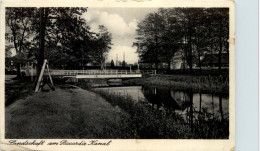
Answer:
xmin=124 ymin=74 xmax=229 ymax=94
xmin=5 ymin=85 xmax=131 ymax=139
xmin=94 ymin=90 xmax=192 ymax=138
xmin=5 ymin=76 xmax=34 ymax=106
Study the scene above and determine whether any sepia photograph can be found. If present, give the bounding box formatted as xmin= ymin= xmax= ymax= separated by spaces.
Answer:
xmin=1 ymin=1 xmax=235 ymax=150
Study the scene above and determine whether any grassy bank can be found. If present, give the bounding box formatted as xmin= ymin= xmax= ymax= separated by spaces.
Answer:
xmin=124 ymin=74 xmax=229 ymax=94
xmin=5 ymin=85 xmax=131 ymax=139
xmin=92 ymin=89 xmax=229 ymax=139
xmin=5 ymin=75 xmax=34 ymax=106
xmin=95 ymin=90 xmax=192 ymax=138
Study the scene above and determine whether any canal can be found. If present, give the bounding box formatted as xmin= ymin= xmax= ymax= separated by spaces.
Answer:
xmin=94 ymin=85 xmax=229 ymax=129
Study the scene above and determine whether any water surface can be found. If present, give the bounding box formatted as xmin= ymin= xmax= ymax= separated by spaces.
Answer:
xmin=95 ymin=85 xmax=229 ymax=122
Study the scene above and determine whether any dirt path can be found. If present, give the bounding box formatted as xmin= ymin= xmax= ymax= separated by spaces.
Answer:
xmin=5 ymin=85 xmax=126 ymax=139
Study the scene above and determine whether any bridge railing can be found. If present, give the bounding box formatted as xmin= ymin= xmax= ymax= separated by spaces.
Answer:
xmin=25 ymin=69 xmax=156 ymax=76
xmin=48 ymin=69 xmax=144 ymax=76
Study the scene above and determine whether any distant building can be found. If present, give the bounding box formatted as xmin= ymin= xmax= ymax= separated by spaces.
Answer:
xmin=170 ymin=51 xmax=188 ymax=69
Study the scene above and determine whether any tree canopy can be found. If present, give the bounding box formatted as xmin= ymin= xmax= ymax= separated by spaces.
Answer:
xmin=134 ymin=8 xmax=229 ymax=73
xmin=5 ymin=7 xmax=113 ymax=79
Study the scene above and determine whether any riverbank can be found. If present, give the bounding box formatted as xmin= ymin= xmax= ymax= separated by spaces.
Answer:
xmin=5 ymin=74 xmax=229 ymax=139
xmin=124 ymin=74 xmax=229 ymax=94
xmin=5 ymin=85 xmax=129 ymax=138
xmin=92 ymin=90 xmax=229 ymax=139
xmin=75 ymin=73 xmax=229 ymax=138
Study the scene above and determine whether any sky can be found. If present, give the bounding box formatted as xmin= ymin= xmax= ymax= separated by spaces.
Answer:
xmin=82 ymin=7 xmax=158 ymax=64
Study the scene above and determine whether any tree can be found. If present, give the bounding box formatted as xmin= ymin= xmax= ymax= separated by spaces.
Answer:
xmin=111 ymin=60 xmax=115 ymax=68
xmin=5 ymin=7 xmax=115 ymax=72
xmin=185 ymin=8 xmax=210 ymax=74
xmin=135 ymin=12 xmax=164 ymax=71
xmin=5 ymin=8 xmax=36 ymax=77
xmin=176 ymin=8 xmax=197 ymax=73
xmin=157 ymin=8 xmax=182 ymax=71
xmin=5 ymin=7 xmax=108 ymax=83
xmin=90 ymin=25 xmax=112 ymax=70
xmin=122 ymin=60 xmax=126 ymax=67
xmin=134 ymin=8 xmax=229 ymax=74
xmin=134 ymin=8 xmax=184 ymax=71
xmin=34 ymin=8 xmax=49 ymax=84
xmin=43 ymin=8 xmax=92 ymax=70
xmin=35 ymin=7 xmax=92 ymax=76
xmin=214 ymin=8 xmax=229 ymax=74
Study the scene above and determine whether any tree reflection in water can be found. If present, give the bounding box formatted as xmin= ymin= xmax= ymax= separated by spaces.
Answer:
xmin=141 ymin=86 xmax=229 ymax=137
xmin=95 ymin=85 xmax=229 ymax=138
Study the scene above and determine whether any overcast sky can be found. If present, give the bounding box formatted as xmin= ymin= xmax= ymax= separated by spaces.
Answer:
xmin=83 ymin=7 xmax=159 ymax=64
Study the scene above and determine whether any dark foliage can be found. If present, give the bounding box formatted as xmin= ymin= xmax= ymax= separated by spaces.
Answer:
xmin=134 ymin=8 xmax=229 ymax=74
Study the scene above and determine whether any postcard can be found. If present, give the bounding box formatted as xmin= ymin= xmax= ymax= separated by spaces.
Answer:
xmin=0 ymin=0 xmax=235 ymax=150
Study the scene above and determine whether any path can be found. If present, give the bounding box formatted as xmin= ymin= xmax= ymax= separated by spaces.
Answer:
xmin=5 ymin=85 xmax=126 ymax=139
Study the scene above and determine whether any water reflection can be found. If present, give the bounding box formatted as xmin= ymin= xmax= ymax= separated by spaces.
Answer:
xmin=95 ymin=85 xmax=229 ymax=129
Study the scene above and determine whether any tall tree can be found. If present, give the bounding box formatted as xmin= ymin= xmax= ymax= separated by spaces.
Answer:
xmin=134 ymin=8 xmax=229 ymax=74
xmin=135 ymin=12 xmax=166 ymax=71
xmin=31 ymin=7 xmax=89 ymax=85
xmin=5 ymin=8 xmax=36 ymax=77
xmin=215 ymin=8 xmax=229 ymax=74
xmin=5 ymin=7 xmax=102 ymax=82
xmin=158 ymin=8 xmax=182 ymax=71
xmin=90 ymin=25 xmax=112 ymax=70
xmin=34 ymin=8 xmax=49 ymax=84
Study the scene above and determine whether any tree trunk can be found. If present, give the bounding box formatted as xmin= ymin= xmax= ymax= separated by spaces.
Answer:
xmin=198 ymin=50 xmax=202 ymax=75
xmin=199 ymin=92 xmax=202 ymax=120
xmin=155 ymin=35 xmax=159 ymax=72
xmin=188 ymin=34 xmax=193 ymax=74
xmin=155 ymin=62 xmax=158 ymax=72
xmin=181 ymin=50 xmax=186 ymax=70
xmin=226 ymin=37 xmax=229 ymax=55
xmin=187 ymin=14 xmax=193 ymax=74
xmin=183 ymin=36 xmax=189 ymax=71
xmin=195 ymin=31 xmax=202 ymax=75
xmin=12 ymin=29 xmax=21 ymax=78
xmin=16 ymin=63 xmax=21 ymax=78
xmin=210 ymin=38 xmax=214 ymax=68
xmin=167 ymin=60 xmax=171 ymax=73
xmin=34 ymin=8 xmax=49 ymax=88
xmin=189 ymin=91 xmax=194 ymax=132
xmin=218 ymin=17 xmax=223 ymax=75
xmin=219 ymin=94 xmax=223 ymax=123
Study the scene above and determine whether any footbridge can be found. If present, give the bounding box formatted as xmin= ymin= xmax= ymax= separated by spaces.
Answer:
xmin=25 ymin=69 xmax=155 ymax=79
